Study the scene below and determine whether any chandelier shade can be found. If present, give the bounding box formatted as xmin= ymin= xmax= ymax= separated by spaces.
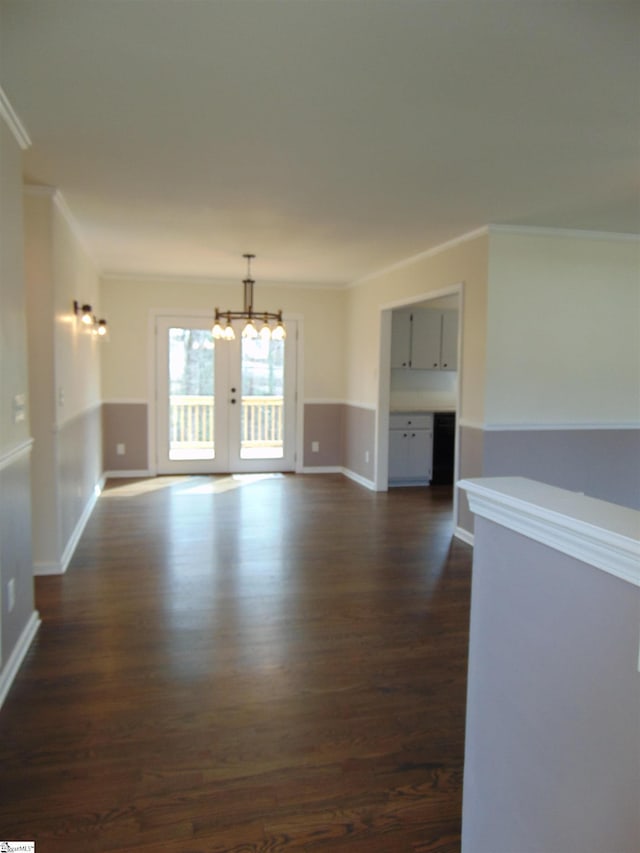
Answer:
xmin=212 ymin=254 xmax=286 ymax=342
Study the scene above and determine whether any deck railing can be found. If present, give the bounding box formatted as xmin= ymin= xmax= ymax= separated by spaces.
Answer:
xmin=170 ymin=394 xmax=284 ymax=450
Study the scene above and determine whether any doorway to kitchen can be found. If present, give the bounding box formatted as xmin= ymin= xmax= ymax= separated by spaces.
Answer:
xmin=376 ymin=286 xmax=463 ymax=520
xmin=155 ymin=314 xmax=297 ymax=474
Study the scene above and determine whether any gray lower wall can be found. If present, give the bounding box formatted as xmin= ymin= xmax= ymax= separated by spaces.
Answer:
xmin=457 ymin=425 xmax=484 ymax=534
xmin=0 ymin=449 xmax=35 ymax=669
xmin=32 ymin=406 xmax=103 ymax=573
xmin=303 ymin=403 xmax=343 ymax=467
xmin=342 ymin=405 xmax=375 ymax=482
xmin=102 ymin=402 xmax=149 ymax=471
xmin=462 ymin=518 xmax=640 ymax=853
xmin=58 ymin=407 xmax=103 ymax=554
xmin=483 ymin=427 xmax=640 ymax=510
xmin=457 ymin=426 xmax=640 ymax=539
xmin=303 ymin=403 xmax=375 ymax=482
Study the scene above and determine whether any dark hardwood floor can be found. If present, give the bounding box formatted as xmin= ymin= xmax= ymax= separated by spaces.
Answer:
xmin=0 ymin=474 xmax=472 ymax=852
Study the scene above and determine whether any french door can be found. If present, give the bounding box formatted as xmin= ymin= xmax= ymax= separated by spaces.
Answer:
xmin=155 ymin=314 xmax=296 ymax=474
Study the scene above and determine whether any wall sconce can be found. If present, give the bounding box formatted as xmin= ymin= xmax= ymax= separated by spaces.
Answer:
xmin=73 ymin=301 xmax=108 ymax=339
xmin=74 ymin=300 xmax=94 ymax=325
xmin=93 ymin=319 xmax=108 ymax=338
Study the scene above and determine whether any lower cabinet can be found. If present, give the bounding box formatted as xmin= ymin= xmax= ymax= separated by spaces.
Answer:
xmin=388 ymin=413 xmax=433 ymax=485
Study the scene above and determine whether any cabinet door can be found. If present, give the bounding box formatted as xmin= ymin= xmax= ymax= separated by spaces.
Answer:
xmin=388 ymin=429 xmax=410 ymax=480
xmin=407 ymin=429 xmax=433 ymax=481
xmin=440 ymin=311 xmax=458 ymax=370
xmin=410 ymin=310 xmax=442 ymax=369
xmin=390 ymin=311 xmax=412 ymax=368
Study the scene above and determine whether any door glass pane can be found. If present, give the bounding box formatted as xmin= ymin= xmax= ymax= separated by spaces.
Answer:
xmin=168 ymin=328 xmax=215 ymax=461
xmin=240 ymin=336 xmax=284 ymax=459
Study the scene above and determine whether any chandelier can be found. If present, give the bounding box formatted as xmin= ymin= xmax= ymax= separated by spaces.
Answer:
xmin=212 ymin=254 xmax=286 ymax=342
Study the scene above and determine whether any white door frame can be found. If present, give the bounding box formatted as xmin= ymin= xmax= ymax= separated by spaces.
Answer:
xmin=148 ymin=308 xmax=302 ymax=475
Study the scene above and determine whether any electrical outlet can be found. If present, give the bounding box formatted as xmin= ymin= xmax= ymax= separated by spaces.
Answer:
xmin=311 ymin=441 xmax=319 ymax=453
xmin=116 ymin=443 xmax=126 ymax=456
xmin=7 ymin=579 xmax=16 ymax=613
xmin=13 ymin=393 xmax=26 ymax=423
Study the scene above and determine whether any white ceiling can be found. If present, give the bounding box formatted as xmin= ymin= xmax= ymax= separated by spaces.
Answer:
xmin=1 ymin=0 xmax=638 ymax=286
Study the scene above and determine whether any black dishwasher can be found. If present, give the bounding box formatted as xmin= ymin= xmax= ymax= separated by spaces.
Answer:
xmin=432 ymin=412 xmax=456 ymax=484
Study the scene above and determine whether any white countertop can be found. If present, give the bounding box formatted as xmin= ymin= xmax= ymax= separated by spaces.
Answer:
xmin=390 ymin=407 xmax=455 ymax=414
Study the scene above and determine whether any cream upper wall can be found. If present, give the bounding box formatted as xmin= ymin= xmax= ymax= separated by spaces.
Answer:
xmin=24 ymin=192 xmax=59 ymax=561
xmin=24 ymin=192 xmax=55 ymax=429
xmin=486 ymin=231 xmax=640 ymax=426
xmin=52 ymin=200 xmax=101 ymax=425
xmin=345 ymin=233 xmax=489 ymax=422
xmin=0 ymin=118 xmax=30 ymax=453
xmin=99 ymin=277 xmax=346 ymax=401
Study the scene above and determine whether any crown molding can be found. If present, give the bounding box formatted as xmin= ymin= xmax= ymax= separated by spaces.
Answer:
xmin=349 ymin=221 xmax=639 ymax=290
xmin=0 ymin=86 xmax=31 ymax=150
xmin=488 ymin=224 xmax=640 ymax=242
xmin=25 ymin=184 xmax=100 ymax=270
xmin=24 ymin=183 xmax=56 ymax=197
xmin=54 ymin=189 xmax=101 ymax=270
xmin=349 ymin=226 xmax=489 ymax=288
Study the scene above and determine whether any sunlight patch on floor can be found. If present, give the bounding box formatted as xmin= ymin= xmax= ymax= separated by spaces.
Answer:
xmin=177 ymin=473 xmax=285 ymax=495
xmin=101 ymin=476 xmax=197 ymax=498
xmin=102 ymin=473 xmax=285 ymax=498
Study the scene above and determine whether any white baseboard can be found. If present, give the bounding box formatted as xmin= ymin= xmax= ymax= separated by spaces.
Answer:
xmin=33 ymin=560 xmax=65 ymax=576
xmin=104 ymin=469 xmax=154 ymax=479
xmin=59 ymin=476 xmax=105 ymax=572
xmin=341 ymin=467 xmax=376 ymax=491
xmin=0 ymin=610 xmax=41 ymax=710
xmin=34 ymin=477 xmax=105 ymax=576
xmin=454 ymin=525 xmax=474 ymax=546
xmin=298 ymin=465 xmax=376 ymax=491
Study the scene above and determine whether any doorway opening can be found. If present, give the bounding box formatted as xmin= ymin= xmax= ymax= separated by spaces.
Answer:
xmin=376 ymin=285 xmax=463 ymax=523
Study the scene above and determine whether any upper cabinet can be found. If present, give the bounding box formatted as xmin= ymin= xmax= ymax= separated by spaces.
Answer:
xmin=390 ymin=311 xmax=412 ymax=368
xmin=439 ymin=310 xmax=458 ymax=371
xmin=391 ymin=309 xmax=458 ymax=370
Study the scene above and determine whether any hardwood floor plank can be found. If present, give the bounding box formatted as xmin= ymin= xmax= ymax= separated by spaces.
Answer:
xmin=0 ymin=475 xmax=471 ymax=851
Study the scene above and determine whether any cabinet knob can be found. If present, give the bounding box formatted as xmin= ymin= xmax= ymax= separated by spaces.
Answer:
xmin=403 ymin=433 xmax=408 ymax=438
xmin=411 ymin=433 xmax=416 ymax=437
xmin=443 ymin=363 xmax=448 ymax=368
xmin=433 ymin=362 xmax=438 ymax=367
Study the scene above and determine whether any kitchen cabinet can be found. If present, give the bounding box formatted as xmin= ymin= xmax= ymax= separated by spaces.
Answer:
xmin=439 ymin=311 xmax=458 ymax=370
xmin=409 ymin=310 xmax=442 ymax=369
xmin=390 ymin=309 xmax=458 ymax=370
xmin=390 ymin=311 xmax=412 ymax=368
xmin=388 ymin=413 xmax=433 ymax=485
